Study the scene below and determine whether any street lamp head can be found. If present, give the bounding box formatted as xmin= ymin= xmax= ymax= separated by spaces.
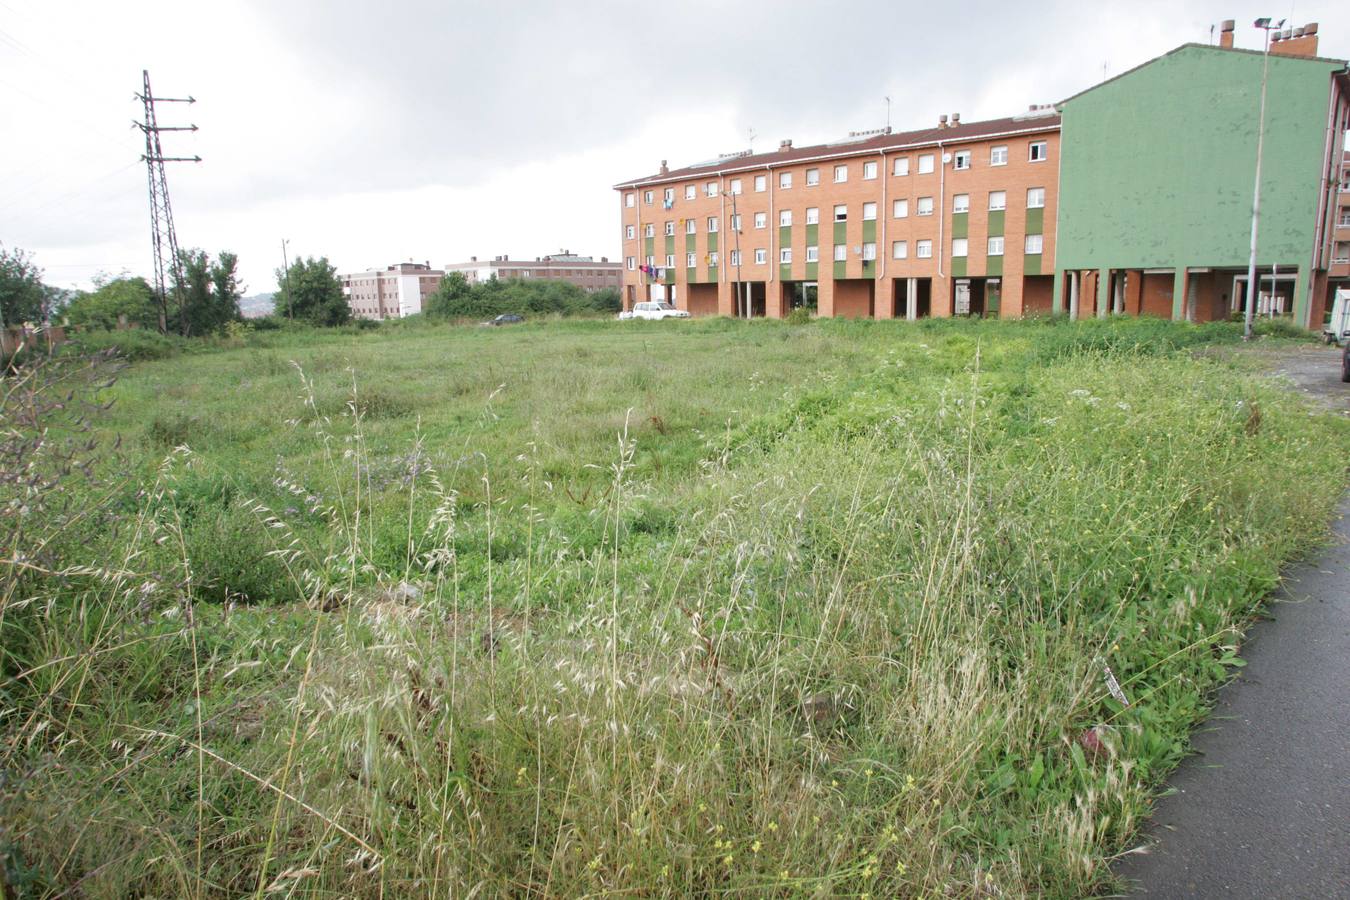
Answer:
xmin=1253 ymin=17 xmax=1285 ymax=29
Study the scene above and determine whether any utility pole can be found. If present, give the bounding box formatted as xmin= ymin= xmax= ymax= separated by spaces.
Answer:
xmin=280 ymin=239 xmax=293 ymax=321
xmin=729 ymin=188 xmax=745 ymax=318
xmin=1244 ymin=17 xmax=1283 ymax=341
xmin=135 ymin=69 xmax=199 ymax=335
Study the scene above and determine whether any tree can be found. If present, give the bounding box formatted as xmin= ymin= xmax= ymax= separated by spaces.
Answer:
xmin=275 ymin=256 xmax=349 ymax=326
xmin=172 ymin=249 xmax=244 ymax=336
xmin=423 ymin=271 xmax=472 ymax=318
xmin=63 ymin=275 xmax=158 ymax=331
xmin=0 ymin=244 xmax=48 ymax=329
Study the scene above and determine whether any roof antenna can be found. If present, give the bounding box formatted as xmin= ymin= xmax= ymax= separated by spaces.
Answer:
xmin=747 ymin=126 xmax=756 ymax=152
xmin=885 ymin=96 xmax=892 ymax=131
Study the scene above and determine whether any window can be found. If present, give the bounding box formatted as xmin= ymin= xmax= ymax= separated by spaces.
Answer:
xmin=686 ymin=252 xmax=696 ymax=267
xmin=805 ymin=207 xmax=819 ymax=224
xmin=665 ymin=254 xmax=675 ymax=268
xmin=754 ymin=174 xmax=767 ymax=192
xmin=663 ymin=187 xmax=675 ymax=204
xmin=729 ymin=178 xmax=742 ymax=195
xmin=1029 ymin=141 xmax=1048 ymax=162
xmin=1025 ymin=234 xmax=1044 ymax=254
xmin=1340 ymin=211 xmax=1350 ymax=226
xmin=990 ymin=145 xmax=1008 ymax=166
xmin=1335 ymin=241 xmax=1350 ymax=263
xmin=686 ymin=218 xmax=696 ymax=234
xmin=892 ymin=240 xmax=908 ymax=259
xmin=644 ymin=190 xmax=654 ymax=205
xmin=706 ymin=181 xmax=719 ymax=197
xmin=780 ymin=171 xmax=793 ymax=189
xmin=780 ymin=209 xmax=793 ymax=226
xmin=780 ymin=247 xmax=792 ymax=263
xmin=833 ymin=244 xmax=847 ymax=261
xmin=625 ymin=225 xmax=635 ymax=239
xmin=834 ymin=164 xmax=848 ymax=183
xmin=953 ymin=150 xmax=971 ymax=170
xmin=646 ymin=255 xmax=655 ymax=266
xmin=806 ymin=245 xmax=819 ymax=262
xmin=863 ymin=161 xmax=878 ymax=180
xmin=916 ymin=240 xmax=932 ymax=258
xmin=685 ymin=184 xmax=696 ymax=200
xmin=893 ymin=156 xmax=910 ymax=176
xmin=806 ymin=167 xmax=820 ymax=185
xmin=625 ymin=192 xmax=635 ymax=208
xmin=754 ymin=248 xmax=767 ymax=265
xmin=988 ymin=190 xmax=1006 ymax=211
xmin=893 ymin=199 xmax=908 ymax=218
xmin=731 ymin=214 xmax=742 ymax=231
xmin=644 ymin=224 xmax=655 ymax=238
xmin=862 ymin=202 xmax=877 ymax=221
xmin=917 ymin=153 xmax=935 ymax=174
xmin=953 ymin=194 xmax=969 ymax=214
xmin=729 ymin=250 xmax=741 ymax=266
xmin=833 ymin=204 xmax=848 ymax=222
xmin=709 ymin=251 xmax=719 ymax=266
xmin=951 ymin=238 xmax=968 ymax=257
xmin=916 ymin=196 xmax=934 ymax=216
xmin=707 ymin=216 xmax=719 ymax=233
xmin=626 ymin=256 xmax=635 ymax=270
xmin=754 ymin=212 xmax=767 ymax=229
xmin=987 ymin=236 xmax=1004 ymax=256
xmin=862 ymin=242 xmax=876 ymax=261
xmin=664 ymin=221 xmax=674 ymax=236
xmin=1027 ymin=187 xmax=1045 ymax=209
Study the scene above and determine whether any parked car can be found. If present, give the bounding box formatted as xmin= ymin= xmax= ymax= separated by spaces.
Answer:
xmin=1325 ymin=288 xmax=1350 ymax=345
xmin=618 ymin=301 xmax=690 ymax=321
xmin=1343 ymin=341 xmax=1349 ymax=383
xmin=481 ymin=313 xmax=524 ymax=326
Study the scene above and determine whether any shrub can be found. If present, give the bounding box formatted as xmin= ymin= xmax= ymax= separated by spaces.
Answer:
xmin=66 ymin=328 xmax=187 ymax=361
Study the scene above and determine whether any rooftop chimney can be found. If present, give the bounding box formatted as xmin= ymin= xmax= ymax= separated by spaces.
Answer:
xmin=938 ymin=114 xmax=948 ymax=128
xmin=470 ymin=256 xmax=477 ymax=262
xmin=1219 ymin=18 xmax=1235 ymax=48
xmin=779 ymin=138 xmax=793 ymax=151
xmin=951 ymin=112 xmax=961 ymax=125
xmin=1271 ymin=21 xmax=1319 ymax=57
xmin=659 ymin=159 xmax=669 ymax=175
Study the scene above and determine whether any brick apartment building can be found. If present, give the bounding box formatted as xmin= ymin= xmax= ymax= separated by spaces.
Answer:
xmin=616 ymin=20 xmax=1349 ymax=327
xmin=342 ymin=262 xmax=443 ymax=320
xmin=443 ymin=252 xmax=622 ymax=293
xmin=1332 ymin=150 xmax=1350 ymax=296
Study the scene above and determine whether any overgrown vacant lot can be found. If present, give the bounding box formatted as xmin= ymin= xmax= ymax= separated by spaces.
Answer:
xmin=4 ymin=317 xmax=1347 ymax=897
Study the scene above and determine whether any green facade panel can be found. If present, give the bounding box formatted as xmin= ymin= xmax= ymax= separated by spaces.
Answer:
xmin=1024 ymin=254 xmax=1042 ymax=276
xmin=833 ymin=221 xmax=847 ymax=245
xmin=806 ymin=262 xmax=818 ymax=280
xmin=1025 ymin=208 xmax=1043 ymax=236
xmin=686 ymin=267 xmax=697 ymax=283
xmin=862 ymin=220 xmax=876 ymax=243
xmin=833 ymin=260 xmax=847 ymax=279
xmin=951 ymin=213 xmax=968 ymax=240
xmin=644 ymin=236 xmax=654 ymax=258
xmin=780 ymin=264 xmax=792 ymax=281
xmin=988 ymin=210 xmax=1005 ymax=236
xmin=987 ymin=255 xmax=1003 ymax=277
xmin=779 ymin=225 xmax=791 ymax=248
xmin=805 ymin=223 xmax=818 ymax=246
xmin=951 ymin=257 xmax=967 ymax=278
xmin=707 ymin=233 xmax=719 ymax=252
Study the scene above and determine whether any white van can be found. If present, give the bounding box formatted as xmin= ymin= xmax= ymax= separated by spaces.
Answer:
xmin=1325 ymin=287 xmax=1350 ymax=345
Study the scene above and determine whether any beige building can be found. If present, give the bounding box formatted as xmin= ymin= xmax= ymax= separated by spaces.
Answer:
xmin=342 ymin=262 xmax=443 ymax=320
xmin=443 ymin=251 xmax=622 ymax=292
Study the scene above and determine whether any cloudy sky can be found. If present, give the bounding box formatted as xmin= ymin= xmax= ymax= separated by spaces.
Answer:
xmin=2 ymin=0 xmax=1345 ymax=296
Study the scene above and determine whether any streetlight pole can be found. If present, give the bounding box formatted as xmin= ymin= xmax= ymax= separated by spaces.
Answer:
xmin=1243 ymin=17 xmax=1283 ymax=341
xmin=280 ymin=238 xmax=293 ymax=321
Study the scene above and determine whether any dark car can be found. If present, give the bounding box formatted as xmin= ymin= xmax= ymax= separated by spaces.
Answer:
xmin=483 ymin=314 xmax=523 ymax=326
xmin=1342 ymin=342 xmax=1349 ymax=383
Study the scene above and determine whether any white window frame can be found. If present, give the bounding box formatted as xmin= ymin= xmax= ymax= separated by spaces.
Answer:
xmin=806 ymin=167 xmax=820 ymax=185
xmin=779 ymin=209 xmax=792 ymax=226
xmin=709 ymin=251 xmax=719 ymax=266
xmin=833 ymin=204 xmax=847 ymax=222
xmin=754 ymin=212 xmax=767 ymax=229
xmin=708 ymin=216 xmax=719 ymax=233
xmin=684 ymin=184 xmax=696 ymax=200
xmin=729 ymin=178 xmax=742 ymax=195
xmin=805 ymin=245 xmax=819 ymax=262
xmin=990 ymin=145 xmax=1008 ymax=166
xmin=625 ymin=192 xmax=635 ymax=207
xmin=805 ymin=207 xmax=819 ymax=224
xmin=893 ymin=156 xmax=910 ymax=176
xmin=1029 ymin=141 xmax=1048 ymax=162
xmin=664 ymin=221 xmax=674 ymax=236
xmin=863 ymin=160 xmax=878 ymax=180
xmin=862 ymin=202 xmax=877 ymax=221
xmin=862 ymin=242 xmax=876 ymax=261
xmin=1025 ymin=234 xmax=1044 ymax=254
xmin=780 ymin=247 xmax=792 ymax=263
xmin=644 ymin=190 xmax=654 ymax=205
xmin=916 ymin=196 xmax=934 ymax=216
xmin=892 ymin=240 xmax=908 ymax=259
xmin=893 ymin=199 xmax=908 ymax=218
xmin=685 ymin=218 xmax=696 ymax=234
xmin=834 ymin=164 xmax=848 ymax=183
xmin=833 ymin=244 xmax=847 ymax=261
xmin=754 ymin=248 xmax=767 ymax=265
xmin=916 ymin=240 xmax=933 ymax=259
xmin=625 ymin=225 xmax=635 ymax=239
xmin=989 ymin=191 xmax=1006 ymax=211
xmin=706 ymin=181 xmax=719 ymax=197
xmin=987 ymin=236 xmax=1004 ymax=256
xmin=646 ymin=255 xmax=655 ymax=266
xmin=754 ymin=174 xmax=767 ymax=192
xmin=731 ymin=213 xmax=742 ymax=231
xmin=626 ymin=256 xmax=635 ymax=270
xmin=952 ymin=193 xmax=969 ymax=214
xmin=665 ymin=254 xmax=675 ymax=268
xmin=663 ymin=187 xmax=675 ymax=204
xmin=686 ymin=252 xmax=696 ymax=267
xmin=729 ymin=250 xmax=741 ymax=266
xmin=917 ymin=153 xmax=935 ymax=174
xmin=779 ymin=171 xmax=793 ymax=189
xmin=644 ymin=224 xmax=655 ymax=238
xmin=951 ymin=238 xmax=968 ymax=258
xmin=953 ymin=150 xmax=971 ymax=171
xmin=1027 ymin=187 xmax=1045 ymax=209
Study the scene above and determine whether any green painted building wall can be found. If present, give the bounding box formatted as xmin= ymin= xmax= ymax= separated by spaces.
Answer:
xmin=1056 ymin=44 xmax=1342 ymax=323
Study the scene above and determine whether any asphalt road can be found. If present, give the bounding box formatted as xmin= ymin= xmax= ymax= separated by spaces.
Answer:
xmin=1113 ymin=495 xmax=1350 ymax=898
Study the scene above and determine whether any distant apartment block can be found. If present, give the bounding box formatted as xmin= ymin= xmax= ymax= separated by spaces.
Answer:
xmin=1332 ymin=150 xmax=1350 ymax=303
xmin=342 ymin=262 xmax=443 ymax=320
xmin=443 ymin=252 xmax=622 ymax=292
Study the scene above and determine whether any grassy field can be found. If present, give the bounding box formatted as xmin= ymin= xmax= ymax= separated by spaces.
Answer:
xmin=3 ymin=316 xmax=1347 ymax=897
